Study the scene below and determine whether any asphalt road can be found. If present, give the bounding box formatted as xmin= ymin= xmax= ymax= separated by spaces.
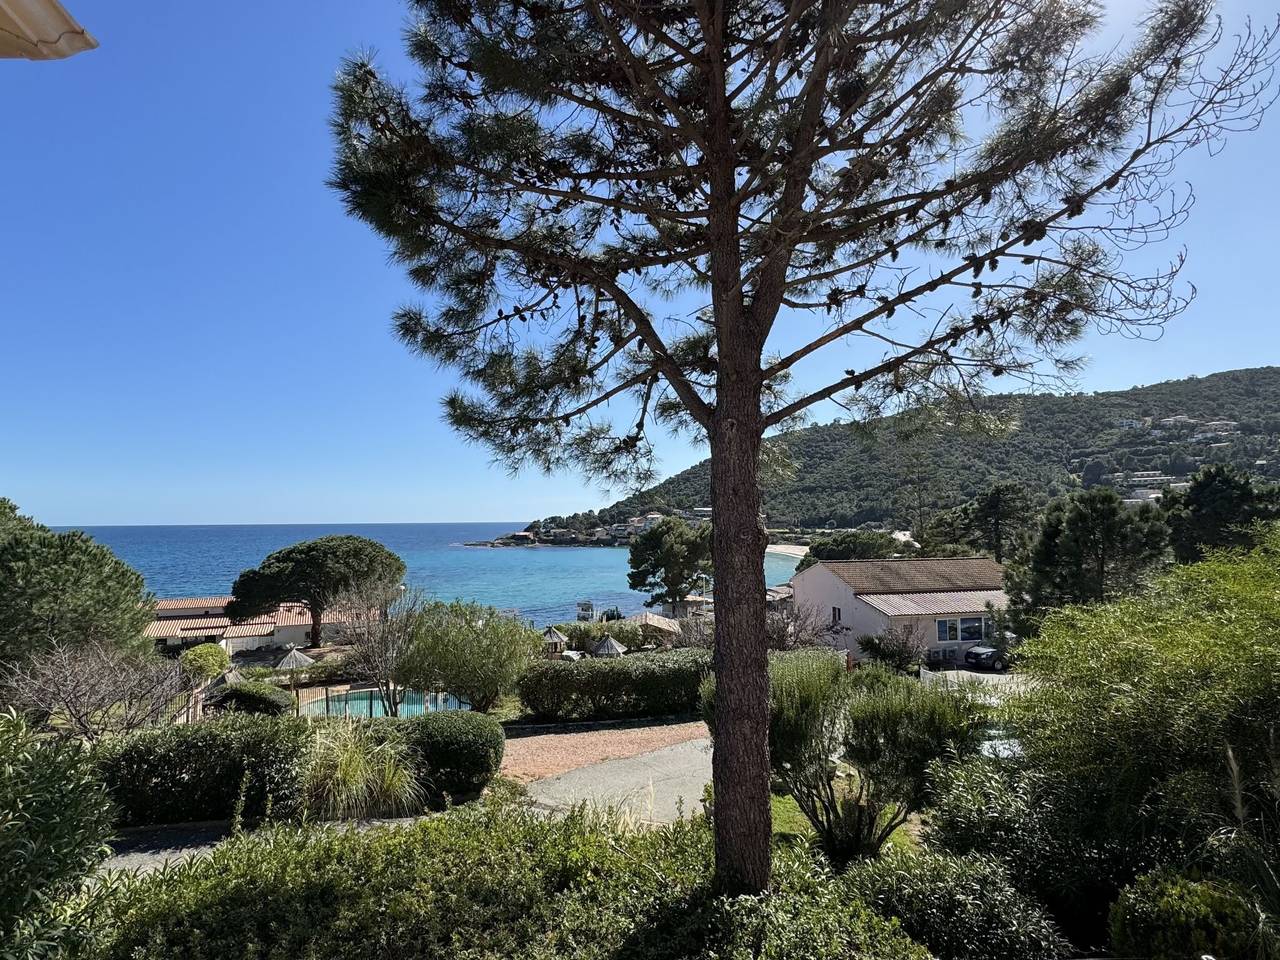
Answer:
xmin=524 ymin=737 xmax=713 ymax=824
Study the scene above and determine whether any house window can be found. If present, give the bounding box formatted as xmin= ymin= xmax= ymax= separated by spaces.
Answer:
xmin=936 ymin=617 xmax=992 ymax=645
xmin=832 ymin=607 xmax=842 ymax=624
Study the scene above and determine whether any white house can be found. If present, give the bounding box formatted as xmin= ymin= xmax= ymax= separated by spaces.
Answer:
xmin=144 ymin=596 xmax=349 ymax=656
xmin=792 ymin=557 xmax=1007 ymax=666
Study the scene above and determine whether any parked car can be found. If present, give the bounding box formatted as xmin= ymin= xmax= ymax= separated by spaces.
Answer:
xmin=963 ymin=645 xmax=1010 ymax=672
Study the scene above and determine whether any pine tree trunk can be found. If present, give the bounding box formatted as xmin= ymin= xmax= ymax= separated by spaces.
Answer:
xmin=310 ymin=608 xmax=323 ymax=648
xmin=709 ymin=377 xmax=772 ymax=895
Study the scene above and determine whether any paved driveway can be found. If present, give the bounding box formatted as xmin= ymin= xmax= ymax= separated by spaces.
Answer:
xmin=525 ymin=737 xmax=712 ymax=824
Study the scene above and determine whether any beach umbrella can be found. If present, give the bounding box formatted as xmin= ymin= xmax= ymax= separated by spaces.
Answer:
xmin=0 ymin=0 xmax=97 ymax=59
xmin=542 ymin=626 xmax=568 ymax=645
xmin=592 ymin=635 xmax=627 ymax=658
xmin=277 ymin=647 xmax=315 ymax=670
xmin=628 ymin=611 xmax=682 ymax=636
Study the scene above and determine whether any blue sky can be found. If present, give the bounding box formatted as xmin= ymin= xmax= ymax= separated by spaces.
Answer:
xmin=2 ymin=1 xmax=1276 ymax=526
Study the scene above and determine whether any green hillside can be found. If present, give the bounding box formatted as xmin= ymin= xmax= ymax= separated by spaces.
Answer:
xmin=589 ymin=367 xmax=1280 ymax=529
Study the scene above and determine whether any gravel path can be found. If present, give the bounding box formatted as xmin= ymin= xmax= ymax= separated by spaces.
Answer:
xmin=500 ymin=720 xmax=707 ymax=782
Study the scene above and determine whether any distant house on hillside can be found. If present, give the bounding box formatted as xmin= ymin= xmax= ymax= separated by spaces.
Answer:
xmin=792 ymin=557 xmax=1007 ymax=666
xmin=144 ymin=596 xmax=349 ymax=655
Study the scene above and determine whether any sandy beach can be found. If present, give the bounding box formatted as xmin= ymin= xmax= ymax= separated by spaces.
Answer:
xmin=765 ymin=543 xmax=809 ymax=559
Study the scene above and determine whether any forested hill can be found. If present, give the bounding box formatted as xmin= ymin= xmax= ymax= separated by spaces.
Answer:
xmin=588 ymin=367 xmax=1280 ymax=529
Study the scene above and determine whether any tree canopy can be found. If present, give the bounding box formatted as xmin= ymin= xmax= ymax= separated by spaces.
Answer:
xmin=795 ymin=529 xmax=902 ymax=571
xmin=1164 ymin=463 xmax=1279 ymax=562
xmin=1005 ymin=487 xmax=1168 ymax=632
xmin=332 ymin=0 xmax=1277 ymax=892
xmin=627 ymin=516 xmax=712 ymax=607
xmin=226 ymin=536 xmax=406 ymax=645
xmin=0 ymin=498 xmax=153 ymax=666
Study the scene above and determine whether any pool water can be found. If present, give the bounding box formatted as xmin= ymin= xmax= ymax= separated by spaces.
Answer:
xmin=301 ymin=688 xmax=467 ymax=718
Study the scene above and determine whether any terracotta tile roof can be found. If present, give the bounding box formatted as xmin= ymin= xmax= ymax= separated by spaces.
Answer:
xmin=144 ymin=616 xmax=230 ymax=639
xmin=224 ymin=622 xmax=277 ymax=639
xmin=816 ymin=557 xmax=1005 ymax=594
xmin=859 ymin=589 xmax=1009 ymax=618
xmin=154 ymin=596 xmax=232 ymax=611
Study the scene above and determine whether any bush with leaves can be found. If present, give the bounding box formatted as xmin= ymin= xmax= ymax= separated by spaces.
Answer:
xmin=1109 ymin=870 xmax=1267 ymax=960
xmin=703 ymin=657 xmax=984 ymax=866
xmin=930 ymin=529 xmax=1280 ymax=948
xmin=552 ymin=619 xmax=644 ymax=652
xmin=856 ymin=625 xmax=928 ymax=673
xmin=924 ymin=754 xmax=1141 ymax=947
xmin=209 ymin=679 xmax=294 ymax=716
xmin=0 ymin=710 xmax=113 ymax=959
xmin=518 ymin=648 xmax=711 ymax=721
xmin=843 ymin=849 xmax=1068 ymax=960
xmin=77 ymin=805 xmax=928 ymax=960
xmin=370 ymin=710 xmax=505 ymax=803
xmin=409 ymin=600 xmax=543 ymax=711
xmin=93 ymin=714 xmax=312 ymax=826
xmin=179 ymin=643 xmax=230 ymax=682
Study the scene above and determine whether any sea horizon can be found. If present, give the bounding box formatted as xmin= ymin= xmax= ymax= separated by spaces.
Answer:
xmin=60 ymin=521 xmax=799 ymax=628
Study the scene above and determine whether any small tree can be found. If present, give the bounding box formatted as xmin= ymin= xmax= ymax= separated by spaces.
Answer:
xmin=920 ymin=481 xmax=1034 ymax=562
xmin=330 ymin=585 xmax=427 ymax=717
xmin=627 ymin=517 xmax=711 ymax=609
xmin=0 ymin=498 xmax=154 ymax=666
xmin=226 ymin=536 xmax=406 ymax=647
xmin=1006 ymin=487 xmax=1168 ymax=632
xmin=179 ymin=642 xmax=230 ymax=683
xmin=764 ymin=601 xmax=833 ymax=651
xmin=0 ymin=709 xmax=113 ymax=957
xmin=408 ymin=601 xmax=542 ymax=712
xmin=3 ymin=641 xmax=193 ymax=743
xmin=857 ymin=624 xmax=928 ymax=673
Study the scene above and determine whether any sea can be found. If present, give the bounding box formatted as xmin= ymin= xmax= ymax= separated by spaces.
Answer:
xmin=63 ymin=522 xmax=801 ymax=628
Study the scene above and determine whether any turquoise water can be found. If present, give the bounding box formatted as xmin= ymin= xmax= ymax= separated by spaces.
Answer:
xmin=63 ymin=522 xmax=799 ymax=627
xmin=301 ymin=688 xmax=467 ymax=718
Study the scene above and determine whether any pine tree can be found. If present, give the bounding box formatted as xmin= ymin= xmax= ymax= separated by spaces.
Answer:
xmin=330 ymin=0 xmax=1277 ymax=892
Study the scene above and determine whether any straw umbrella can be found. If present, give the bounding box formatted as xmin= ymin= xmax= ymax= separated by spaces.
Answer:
xmin=0 ymin=0 xmax=97 ymax=59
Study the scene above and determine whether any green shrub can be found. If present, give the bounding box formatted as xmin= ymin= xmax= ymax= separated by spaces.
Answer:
xmin=925 ymin=755 xmax=1145 ymax=946
xmin=517 ymin=648 xmax=710 ymax=721
xmin=1 ymin=709 xmax=113 ymax=957
xmin=302 ymin=719 xmax=422 ymax=820
xmin=79 ymin=806 xmax=928 ymax=960
xmin=703 ymin=657 xmax=984 ymax=865
xmin=1110 ymin=870 xmax=1264 ymax=960
xmin=178 ymin=642 xmax=230 ymax=682
xmin=373 ymin=710 xmax=505 ymax=803
xmin=93 ymin=714 xmax=311 ymax=826
xmin=93 ymin=713 xmax=504 ymax=828
xmin=843 ymin=849 xmax=1068 ymax=960
xmin=210 ymin=679 xmax=294 ymax=715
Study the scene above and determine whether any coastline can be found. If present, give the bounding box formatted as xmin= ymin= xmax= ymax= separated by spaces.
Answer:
xmin=765 ymin=543 xmax=809 ymax=559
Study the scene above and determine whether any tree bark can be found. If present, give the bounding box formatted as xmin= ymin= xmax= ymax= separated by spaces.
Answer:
xmin=709 ymin=372 xmax=772 ymax=895
xmin=309 ymin=607 xmax=323 ymax=648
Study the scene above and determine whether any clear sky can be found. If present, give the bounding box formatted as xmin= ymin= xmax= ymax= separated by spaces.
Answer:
xmin=2 ymin=0 xmax=1276 ymax=526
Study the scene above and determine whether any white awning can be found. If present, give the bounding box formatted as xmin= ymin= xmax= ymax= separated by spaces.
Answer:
xmin=0 ymin=0 xmax=97 ymax=60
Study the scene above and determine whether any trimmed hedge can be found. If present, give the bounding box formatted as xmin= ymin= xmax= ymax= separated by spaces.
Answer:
xmin=93 ymin=712 xmax=506 ymax=827
xmin=369 ymin=711 xmax=505 ymax=803
xmin=94 ymin=715 xmax=312 ymax=826
xmin=843 ymin=849 xmax=1068 ymax=960
xmin=78 ymin=806 xmax=928 ymax=960
xmin=517 ymin=648 xmax=711 ymax=721
xmin=1109 ymin=870 xmax=1261 ymax=960
xmin=209 ymin=680 xmax=294 ymax=715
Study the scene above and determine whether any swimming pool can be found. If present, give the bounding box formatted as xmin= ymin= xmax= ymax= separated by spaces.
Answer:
xmin=301 ymin=688 xmax=468 ymax=717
